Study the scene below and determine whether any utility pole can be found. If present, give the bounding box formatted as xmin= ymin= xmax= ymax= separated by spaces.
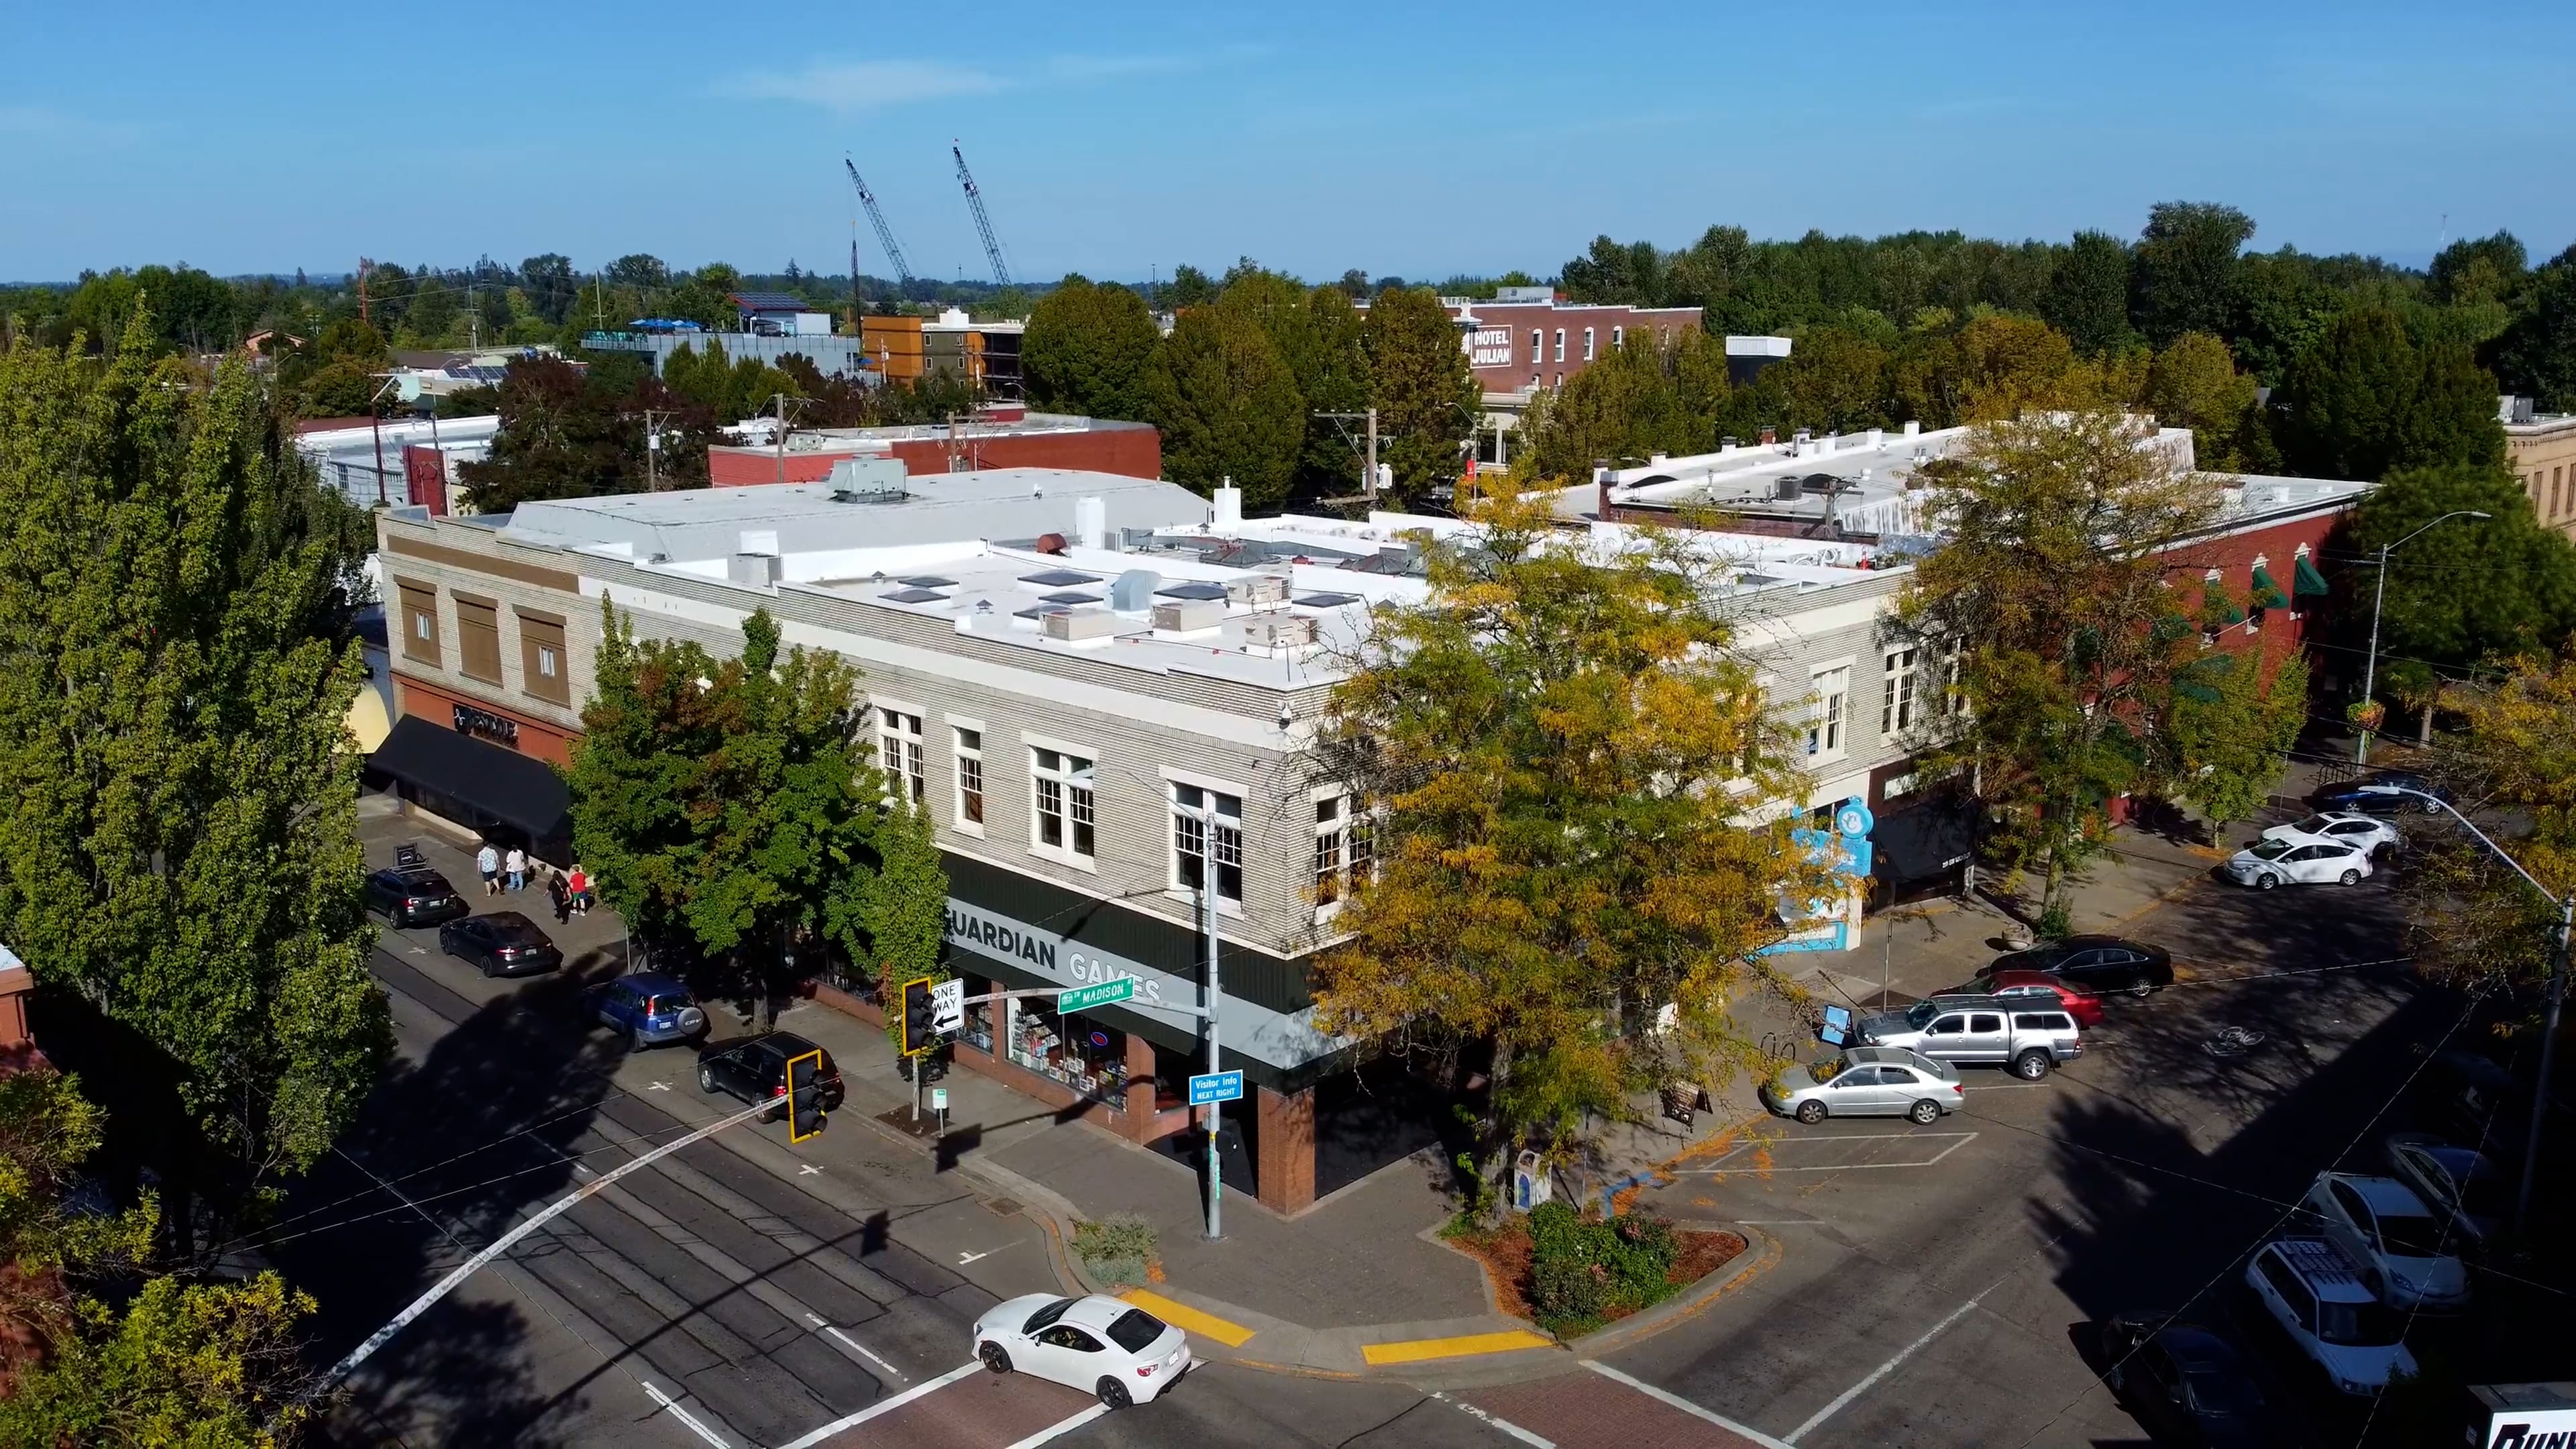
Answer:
xmin=770 ymin=394 xmax=811 ymax=485
xmin=358 ymin=256 xmax=371 ymax=327
xmin=1312 ymin=407 xmax=1381 ymax=506
xmin=368 ymin=376 xmax=398 ymax=506
xmin=642 ymin=407 xmax=672 ymax=492
xmin=1367 ymin=406 xmax=1379 ymax=501
xmin=1203 ymin=857 xmax=1224 ymax=1241
xmin=2357 ymin=509 xmax=2489 ymax=763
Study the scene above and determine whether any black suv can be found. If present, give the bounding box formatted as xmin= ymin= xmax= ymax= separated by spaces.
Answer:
xmin=364 ymin=865 xmax=469 ymax=928
xmin=435 ymin=911 xmax=564 ymax=977
xmin=697 ymin=1031 xmax=845 ymax=1121
xmin=1979 ymin=934 xmax=2174 ymax=997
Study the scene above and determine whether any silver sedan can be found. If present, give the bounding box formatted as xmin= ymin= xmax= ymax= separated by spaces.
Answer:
xmin=1762 ymin=1046 xmax=1964 ymax=1126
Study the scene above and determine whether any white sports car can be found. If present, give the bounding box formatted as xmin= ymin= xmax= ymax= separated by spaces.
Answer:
xmin=2260 ymin=811 xmax=2401 ymax=858
xmin=973 ymin=1293 xmax=1193 ymax=1408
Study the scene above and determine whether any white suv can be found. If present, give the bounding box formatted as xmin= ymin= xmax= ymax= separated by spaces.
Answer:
xmin=2245 ymin=1238 xmax=2416 ymax=1395
xmin=2300 ymin=1171 xmax=2470 ymax=1311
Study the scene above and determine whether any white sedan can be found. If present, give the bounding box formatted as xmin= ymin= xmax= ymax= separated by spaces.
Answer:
xmin=2224 ymin=836 xmax=2373 ymax=890
xmin=2261 ymin=811 xmax=2401 ymax=859
xmin=973 ymin=1293 xmax=1193 ymax=1408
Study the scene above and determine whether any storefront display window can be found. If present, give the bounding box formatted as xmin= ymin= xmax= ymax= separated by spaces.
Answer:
xmin=1006 ymin=996 xmax=1127 ymax=1110
xmin=961 ymin=992 xmax=994 ymax=1053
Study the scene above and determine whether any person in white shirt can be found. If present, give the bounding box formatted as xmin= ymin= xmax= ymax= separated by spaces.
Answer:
xmin=504 ymin=846 xmax=527 ymax=894
xmin=476 ymin=843 xmax=500 ymax=896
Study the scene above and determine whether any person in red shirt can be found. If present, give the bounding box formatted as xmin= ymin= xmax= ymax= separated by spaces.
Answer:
xmin=567 ymin=864 xmax=590 ymax=917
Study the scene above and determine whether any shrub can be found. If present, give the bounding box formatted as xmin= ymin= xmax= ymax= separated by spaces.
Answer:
xmin=1530 ymin=1255 xmax=1613 ymax=1323
xmin=1072 ymin=1212 xmax=1158 ymax=1286
xmin=1519 ymin=1202 xmax=1681 ymax=1333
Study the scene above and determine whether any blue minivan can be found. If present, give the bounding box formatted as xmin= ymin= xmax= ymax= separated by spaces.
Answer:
xmin=584 ymin=973 xmax=708 ymax=1049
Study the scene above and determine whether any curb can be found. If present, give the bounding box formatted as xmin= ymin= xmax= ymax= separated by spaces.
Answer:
xmin=1563 ymin=1224 xmax=1782 ymax=1358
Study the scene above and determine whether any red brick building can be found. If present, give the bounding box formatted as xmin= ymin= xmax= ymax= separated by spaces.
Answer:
xmin=1424 ymin=286 xmax=1703 ymax=394
xmin=709 ymin=411 xmax=1159 ymax=487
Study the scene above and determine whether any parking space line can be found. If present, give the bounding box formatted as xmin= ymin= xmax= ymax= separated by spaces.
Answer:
xmin=1677 ymin=1132 xmax=1978 ymax=1174
xmin=1362 ymin=1329 xmax=1554 ymax=1364
xmin=639 ymin=1381 xmax=730 ymax=1448
xmin=1432 ymin=1391 xmax=1555 ymax=1447
xmin=774 ymin=1362 xmax=981 ymax=1449
xmin=1782 ymin=1297 xmax=1982 ymax=1444
xmin=1002 ymin=1403 xmax=1110 ymax=1448
xmin=1120 ymin=1287 xmax=1256 ymax=1347
xmin=1580 ymin=1361 xmax=1796 ymax=1448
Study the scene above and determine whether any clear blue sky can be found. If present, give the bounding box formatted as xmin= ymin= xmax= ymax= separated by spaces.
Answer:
xmin=5 ymin=0 xmax=2570 ymax=285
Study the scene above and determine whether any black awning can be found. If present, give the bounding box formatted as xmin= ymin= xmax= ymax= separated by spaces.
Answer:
xmin=1871 ymin=794 xmax=1980 ymax=885
xmin=368 ymin=715 xmax=572 ymax=848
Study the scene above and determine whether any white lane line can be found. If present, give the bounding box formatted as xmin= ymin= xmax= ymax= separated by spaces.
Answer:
xmin=639 ymin=1381 xmax=731 ymax=1448
xmin=1677 ymin=1133 xmax=1979 ymax=1174
xmin=1431 ymin=1391 xmax=1554 ymax=1448
xmin=1581 ymin=1362 xmax=1795 ymax=1449
xmin=774 ymin=1361 xmax=981 ymax=1449
xmin=1003 ymin=1403 xmax=1111 ymax=1448
xmin=802 ymin=1312 xmax=905 ymax=1380
xmin=1782 ymin=1297 xmax=1983 ymax=1444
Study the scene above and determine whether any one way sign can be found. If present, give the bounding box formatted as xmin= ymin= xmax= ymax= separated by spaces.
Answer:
xmin=930 ymin=979 xmax=964 ymax=1034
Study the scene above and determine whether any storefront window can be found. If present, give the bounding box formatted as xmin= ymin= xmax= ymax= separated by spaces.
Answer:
xmin=1006 ymin=997 xmax=1128 ymax=1109
xmin=960 ymin=985 xmax=995 ymax=1053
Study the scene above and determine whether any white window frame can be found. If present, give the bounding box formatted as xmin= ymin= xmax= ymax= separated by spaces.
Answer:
xmin=1309 ymin=788 xmax=1375 ymax=921
xmin=1582 ymin=326 xmax=1595 ymax=361
xmin=950 ymin=720 xmax=985 ymax=836
xmin=1167 ymin=774 xmax=1247 ymax=913
xmin=1530 ymin=328 xmax=1543 ymax=366
xmin=1552 ymin=327 xmax=1566 ymax=363
xmin=1028 ymin=739 xmax=1098 ymax=869
xmin=1881 ymin=647 xmax=1920 ymax=737
xmin=1612 ymin=325 xmax=1625 ymax=347
xmin=875 ymin=706 xmax=926 ymax=806
xmin=1805 ymin=663 xmax=1851 ymax=763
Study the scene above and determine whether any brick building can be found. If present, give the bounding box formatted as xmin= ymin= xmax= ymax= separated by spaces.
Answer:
xmin=708 ymin=410 xmax=1160 ymax=487
xmin=1377 ymin=286 xmax=1705 ymax=396
xmin=2505 ymin=396 xmax=2576 ymax=540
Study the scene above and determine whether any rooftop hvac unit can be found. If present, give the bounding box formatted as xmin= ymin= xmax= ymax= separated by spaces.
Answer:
xmin=1151 ymin=598 xmax=1223 ymax=633
xmin=1043 ymin=609 xmax=1120 ymax=643
xmin=1109 ymin=570 xmax=1160 ymax=610
xmin=1772 ymin=476 xmax=1803 ymax=501
xmin=1226 ymin=573 xmax=1290 ymax=606
xmin=1228 ymin=613 xmax=1318 ymax=653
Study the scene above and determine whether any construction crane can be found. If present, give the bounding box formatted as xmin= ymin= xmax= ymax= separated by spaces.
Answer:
xmin=843 ymin=157 xmax=916 ymax=287
xmin=950 ymin=141 xmax=1013 ymax=287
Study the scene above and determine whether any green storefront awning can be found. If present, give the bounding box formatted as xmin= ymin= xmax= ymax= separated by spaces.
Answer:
xmin=2294 ymin=555 xmax=2330 ymax=596
xmin=2250 ymin=564 xmax=2288 ymax=609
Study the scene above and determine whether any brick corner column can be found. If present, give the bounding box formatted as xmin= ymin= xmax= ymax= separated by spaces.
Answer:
xmin=1253 ymin=1084 xmax=1316 ymax=1216
xmin=1120 ymin=1031 xmax=1158 ymax=1141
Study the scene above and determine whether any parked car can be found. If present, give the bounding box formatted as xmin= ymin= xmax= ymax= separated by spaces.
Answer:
xmin=582 ymin=972 xmax=708 ymax=1049
xmin=2222 ymin=836 xmax=2373 ymax=890
xmin=974 ymin=1293 xmax=1191 ymax=1409
xmin=2243 ymin=1237 xmax=2416 ymax=1395
xmin=2313 ymin=770 xmax=2452 ymax=816
xmin=363 ymin=865 xmax=468 ymax=928
xmin=2260 ymin=811 xmax=2402 ymax=859
xmin=2381 ymin=1133 xmax=2507 ymax=1255
xmin=1857 ymin=996 xmax=2083 ymax=1079
xmin=435 ymin=911 xmax=562 ymax=977
xmin=2425 ymin=1049 xmax=2567 ymax=1161
xmin=696 ymin=1030 xmax=845 ymax=1120
xmin=2299 ymin=1171 xmax=2469 ymax=1311
xmin=1760 ymin=1046 xmax=1964 ymax=1125
xmin=1980 ymin=934 xmax=2174 ymax=998
xmin=1963 ymin=969 xmax=2104 ymax=1026
xmin=2099 ymin=1314 xmax=2275 ymax=1448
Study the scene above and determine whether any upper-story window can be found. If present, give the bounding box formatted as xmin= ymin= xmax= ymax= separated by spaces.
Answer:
xmin=1312 ymin=793 xmax=1374 ymax=913
xmin=1806 ymin=666 xmax=1849 ymax=761
xmin=953 ymin=727 xmax=984 ymax=832
xmin=1882 ymin=647 xmax=1920 ymax=736
xmin=1032 ymin=747 xmax=1096 ymax=865
xmin=1613 ymin=325 xmax=1625 ymax=347
xmin=519 ymin=610 xmax=570 ymax=706
xmin=1553 ymin=328 xmax=1566 ymax=362
xmin=396 ymin=581 xmax=441 ymax=667
xmin=877 ymin=710 xmax=926 ymax=804
xmin=1582 ymin=327 xmax=1595 ymax=361
xmin=1529 ymin=329 xmax=1543 ymax=366
xmin=1172 ymin=782 xmax=1244 ymax=906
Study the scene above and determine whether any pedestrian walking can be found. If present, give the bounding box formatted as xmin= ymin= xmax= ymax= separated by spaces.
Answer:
xmin=546 ymin=868 xmax=570 ymax=924
xmin=504 ymin=846 xmax=527 ymax=893
xmin=567 ymin=863 xmax=590 ymax=917
xmin=476 ymin=842 xmax=500 ymax=896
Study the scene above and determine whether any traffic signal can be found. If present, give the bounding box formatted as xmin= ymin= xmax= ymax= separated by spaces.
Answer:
xmin=898 ymin=976 xmax=935 ymax=1056
xmin=786 ymin=1048 xmax=826 ymax=1141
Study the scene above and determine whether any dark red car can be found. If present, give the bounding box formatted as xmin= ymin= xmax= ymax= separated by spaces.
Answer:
xmin=1976 ymin=969 xmax=2105 ymax=1026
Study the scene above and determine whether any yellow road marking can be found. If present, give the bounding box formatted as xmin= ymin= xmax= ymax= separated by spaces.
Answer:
xmin=1119 ymin=1289 xmax=1255 ymax=1348
xmin=1359 ymin=1330 xmax=1552 ymax=1364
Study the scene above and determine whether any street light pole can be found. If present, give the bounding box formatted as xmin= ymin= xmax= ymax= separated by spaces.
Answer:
xmin=1201 ymin=852 xmax=1223 ymax=1242
xmin=2365 ymin=784 xmax=2568 ymax=1234
xmin=2357 ymin=510 xmax=2491 ymax=764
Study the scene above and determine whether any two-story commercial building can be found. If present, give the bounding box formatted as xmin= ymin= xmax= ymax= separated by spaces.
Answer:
xmin=364 ymin=465 xmax=1921 ymax=1213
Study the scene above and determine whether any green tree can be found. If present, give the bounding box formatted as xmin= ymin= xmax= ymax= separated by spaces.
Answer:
xmin=455 ymin=358 xmax=650 ymax=511
xmin=1902 ymin=410 xmax=2222 ymax=918
xmin=2428 ymin=231 xmax=2528 ymax=307
xmin=1146 ymin=304 xmax=1304 ymax=509
xmin=1761 ymin=325 xmax=1892 ymax=433
xmin=2043 ymin=229 xmax=2137 ymax=355
xmin=2272 ymin=309 xmax=2507 ymax=479
xmin=1313 ymin=490 xmax=1835 ymax=1181
xmin=2131 ymin=201 xmax=2255 ymax=347
xmin=1165 ymin=264 xmax=1218 ymax=309
xmin=2161 ymin=649 xmax=2310 ymax=826
xmin=664 ymin=264 xmax=742 ymax=331
xmin=1216 ymin=270 xmax=1372 ymax=498
xmin=519 ymin=253 xmax=581 ymax=325
xmin=1022 ymin=276 xmax=1161 ymax=421
xmin=0 ymin=321 xmax=386 ymax=1256
xmin=2145 ymin=331 xmax=2269 ymax=471
xmin=2491 ymin=247 xmax=2576 ymax=413
xmin=2343 ymin=462 xmax=2576 ymax=668
xmin=568 ymin=604 xmax=931 ymax=1000
xmin=1362 ymin=286 xmax=1478 ymax=505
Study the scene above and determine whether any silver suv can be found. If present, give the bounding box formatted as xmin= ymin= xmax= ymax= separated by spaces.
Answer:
xmin=1858 ymin=995 xmax=2084 ymax=1079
